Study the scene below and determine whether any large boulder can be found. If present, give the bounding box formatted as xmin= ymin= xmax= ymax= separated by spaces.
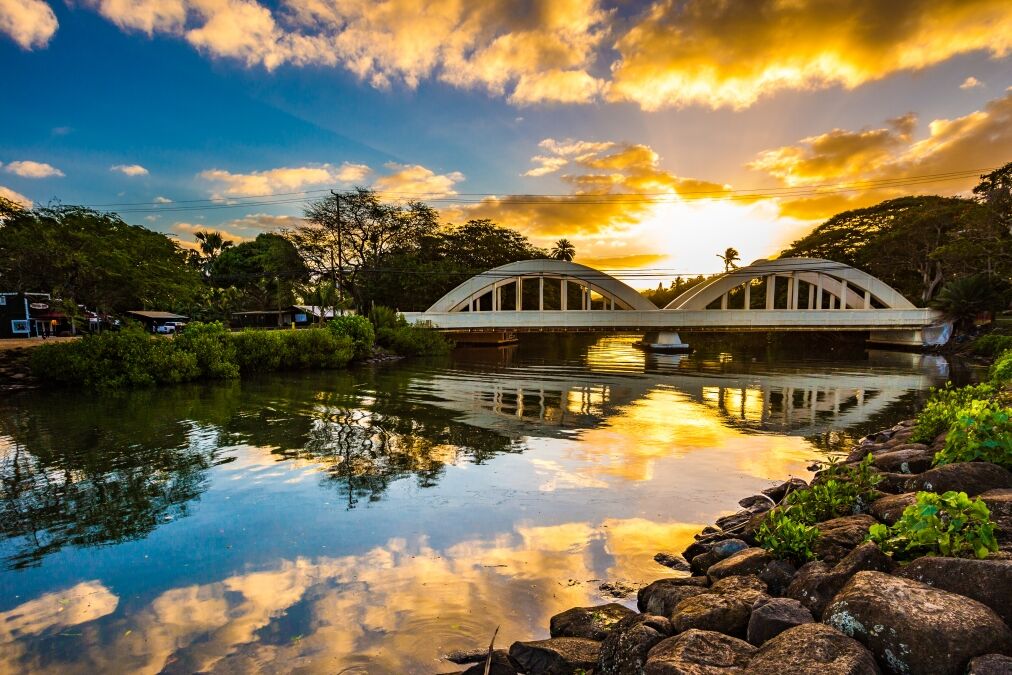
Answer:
xmin=747 ymin=623 xmax=881 ymax=674
xmin=895 ymin=557 xmax=1012 ymax=626
xmin=905 ymin=461 xmax=1012 ymax=496
xmin=746 ymin=596 xmax=814 ymax=646
xmin=550 ymin=603 xmax=637 ymax=641
xmin=654 ymin=552 xmax=692 ymax=572
xmin=637 ymin=578 xmax=710 ymax=617
xmin=872 ymin=471 xmax=914 ymax=494
xmin=813 ymin=515 xmax=878 ymax=564
xmin=762 ymin=478 xmax=808 ymax=503
xmin=460 ymin=650 xmax=519 ymax=675
xmin=644 ymin=629 xmax=754 ymax=674
xmin=824 ymin=571 xmax=1012 ymax=675
xmin=597 ymin=614 xmax=671 ymax=675
xmin=706 ymin=547 xmax=774 ymax=582
xmin=980 ymin=488 xmax=1012 ymax=542
xmin=968 ymin=654 xmax=1012 ymax=674
xmin=784 ymin=542 xmax=893 ymax=619
xmin=508 ymin=637 xmax=601 ymax=674
xmin=868 ymin=492 xmax=917 ymax=525
xmin=670 ymin=575 xmax=768 ymax=638
xmin=871 ymin=446 xmax=934 ymax=474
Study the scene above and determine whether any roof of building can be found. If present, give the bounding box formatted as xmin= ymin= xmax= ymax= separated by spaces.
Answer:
xmin=126 ymin=310 xmax=189 ymax=320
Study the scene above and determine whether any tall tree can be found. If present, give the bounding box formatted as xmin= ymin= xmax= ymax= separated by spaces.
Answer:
xmin=717 ymin=247 xmax=740 ymax=272
xmin=973 ymin=162 xmax=1012 ymax=235
xmin=551 ymin=238 xmax=576 ymax=261
xmin=209 ymin=233 xmax=309 ymax=318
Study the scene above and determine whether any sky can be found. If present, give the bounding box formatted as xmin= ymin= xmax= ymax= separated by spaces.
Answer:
xmin=2 ymin=0 xmax=1012 ymax=286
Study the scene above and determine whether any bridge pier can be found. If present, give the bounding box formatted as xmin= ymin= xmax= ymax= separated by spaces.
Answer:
xmin=637 ymin=331 xmax=691 ymax=353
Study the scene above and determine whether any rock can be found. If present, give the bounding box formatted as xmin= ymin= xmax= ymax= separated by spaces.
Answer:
xmin=871 ymin=446 xmax=934 ymax=474
xmin=905 ymin=461 xmax=1012 ymax=496
xmin=980 ymin=488 xmax=1012 ymax=542
xmin=600 ymin=581 xmax=638 ymax=598
xmin=739 ymin=494 xmax=774 ymax=513
xmin=508 ymin=637 xmax=601 ymax=675
xmin=762 ymin=478 xmax=808 ymax=503
xmin=746 ymin=597 xmax=814 ymax=646
xmin=597 ymin=614 xmax=670 ymax=675
xmin=550 ymin=603 xmax=638 ymax=641
xmin=670 ymin=575 xmax=768 ymax=638
xmin=715 ymin=511 xmax=753 ymax=532
xmin=690 ymin=538 xmax=752 ymax=575
xmin=460 ymin=650 xmax=518 ymax=675
xmin=824 ymin=571 xmax=1012 ymax=675
xmin=868 ymin=492 xmax=917 ymax=525
xmin=967 ymin=654 xmax=1012 ymax=675
xmin=747 ymin=623 xmax=880 ymax=674
xmin=895 ymin=557 xmax=1012 ymax=626
xmin=644 ymin=629 xmax=755 ymax=674
xmin=654 ymin=552 xmax=692 ymax=572
xmin=871 ymin=471 xmax=911 ymax=494
xmin=785 ymin=543 xmax=893 ymax=619
xmin=705 ymin=547 xmax=773 ymax=582
xmin=446 ymin=647 xmax=498 ymax=664
xmin=637 ymin=578 xmax=710 ymax=616
xmin=690 ymin=550 xmax=720 ymax=576
xmin=759 ymin=559 xmax=798 ymax=597
xmin=813 ymin=515 xmax=877 ymax=564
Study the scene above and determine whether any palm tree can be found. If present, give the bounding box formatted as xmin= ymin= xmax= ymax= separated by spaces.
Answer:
xmin=717 ymin=247 xmax=740 ymax=272
xmin=931 ymin=274 xmax=1010 ymax=330
xmin=194 ymin=230 xmax=233 ymax=262
xmin=551 ymin=239 xmax=576 ymax=261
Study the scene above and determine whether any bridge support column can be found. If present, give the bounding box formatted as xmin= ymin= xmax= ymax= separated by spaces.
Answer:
xmin=765 ymin=275 xmax=775 ymax=309
xmin=639 ymin=331 xmax=691 ymax=353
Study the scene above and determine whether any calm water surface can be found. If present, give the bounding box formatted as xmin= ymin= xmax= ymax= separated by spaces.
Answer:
xmin=0 ymin=335 xmax=956 ymax=673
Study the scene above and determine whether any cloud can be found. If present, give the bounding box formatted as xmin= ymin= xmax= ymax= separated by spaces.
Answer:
xmin=373 ymin=163 xmax=463 ymax=197
xmin=0 ymin=0 xmax=58 ymax=49
xmin=960 ymin=76 xmax=983 ymax=90
xmin=3 ymin=160 xmax=64 ymax=178
xmin=579 ymin=253 xmax=668 ymax=269
xmin=110 ymin=163 xmax=149 ymax=176
xmin=170 ymin=212 xmax=304 ymax=245
xmin=524 ymin=155 xmax=570 ymax=178
xmin=154 ymin=195 xmax=172 ymax=203
xmin=199 ymin=162 xmax=367 ymax=197
xmin=607 ymin=0 xmax=1012 ymax=110
xmin=0 ymin=185 xmax=32 ymax=207
xmin=748 ymin=89 xmax=1012 ymax=219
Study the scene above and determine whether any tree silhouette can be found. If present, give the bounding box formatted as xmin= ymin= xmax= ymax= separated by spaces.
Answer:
xmin=551 ymin=239 xmax=576 ymax=261
xmin=717 ymin=247 xmax=740 ymax=272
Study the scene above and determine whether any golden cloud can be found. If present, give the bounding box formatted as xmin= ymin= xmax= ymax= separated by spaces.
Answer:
xmin=372 ymin=162 xmax=464 ymax=197
xmin=198 ymin=162 xmax=368 ymax=197
xmin=748 ymin=89 xmax=1012 ymax=219
xmin=608 ymin=0 xmax=1012 ymax=110
xmin=3 ymin=160 xmax=64 ymax=178
xmin=0 ymin=0 xmax=57 ymax=49
xmin=110 ymin=163 xmax=149 ymax=176
xmin=170 ymin=212 xmax=304 ymax=246
xmin=0 ymin=185 xmax=32 ymax=207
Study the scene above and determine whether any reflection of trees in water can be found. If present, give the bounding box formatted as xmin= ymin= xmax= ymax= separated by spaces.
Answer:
xmin=0 ymin=373 xmax=522 ymax=566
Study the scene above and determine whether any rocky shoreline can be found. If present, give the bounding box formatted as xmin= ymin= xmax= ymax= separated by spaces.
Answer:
xmin=444 ymin=418 xmax=1012 ymax=675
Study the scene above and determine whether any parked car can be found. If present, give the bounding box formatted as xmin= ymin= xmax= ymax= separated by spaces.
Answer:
xmin=155 ymin=321 xmax=186 ymax=334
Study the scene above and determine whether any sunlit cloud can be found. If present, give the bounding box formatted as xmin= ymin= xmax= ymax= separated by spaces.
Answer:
xmin=0 ymin=580 xmax=118 ymax=643
xmin=0 ymin=185 xmax=32 ymax=207
xmin=373 ymin=163 xmax=464 ymax=197
xmin=3 ymin=160 xmax=64 ymax=178
xmin=748 ymin=89 xmax=1012 ymax=219
xmin=0 ymin=0 xmax=58 ymax=49
xmin=170 ymin=212 xmax=304 ymax=247
xmin=198 ymin=162 xmax=367 ymax=197
xmin=607 ymin=0 xmax=1012 ymax=110
xmin=110 ymin=163 xmax=149 ymax=176
xmin=960 ymin=76 xmax=983 ymax=90
xmin=154 ymin=195 xmax=172 ymax=203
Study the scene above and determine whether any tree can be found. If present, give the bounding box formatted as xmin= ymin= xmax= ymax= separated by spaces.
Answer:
xmin=209 ymin=233 xmax=309 ymax=320
xmin=551 ymin=238 xmax=576 ymax=261
xmin=193 ymin=230 xmax=234 ymax=277
xmin=717 ymin=247 xmax=740 ymax=272
xmin=931 ymin=274 xmax=1010 ymax=329
xmin=973 ymin=162 xmax=1012 ymax=235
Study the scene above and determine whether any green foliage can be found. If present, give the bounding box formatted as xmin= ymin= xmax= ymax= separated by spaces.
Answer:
xmin=32 ymin=325 xmax=177 ymax=388
xmin=990 ymin=348 xmax=1012 ymax=385
xmin=785 ymin=454 xmax=882 ymax=524
xmin=911 ymin=382 xmax=997 ymax=443
xmin=208 ymin=233 xmax=309 ymax=310
xmin=175 ymin=321 xmax=239 ymax=379
xmin=231 ymin=329 xmax=284 ymax=372
xmin=867 ymin=491 xmax=998 ymax=560
xmin=277 ymin=328 xmax=354 ymax=369
xmin=328 ymin=315 xmax=375 ymax=359
xmin=375 ymin=325 xmax=452 ymax=356
xmin=368 ymin=305 xmax=403 ymax=331
xmin=755 ymin=508 xmax=819 ymax=563
xmin=931 ymin=274 xmax=1010 ymax=326
xmin=971 ymin=333 xmax=1012 ymax=357
xmin=934 ymin=400 xmax=1012 ymax=470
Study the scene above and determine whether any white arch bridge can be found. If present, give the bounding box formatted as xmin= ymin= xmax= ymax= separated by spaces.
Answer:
xmin=401 ymin=258 xmax=949 ymax=347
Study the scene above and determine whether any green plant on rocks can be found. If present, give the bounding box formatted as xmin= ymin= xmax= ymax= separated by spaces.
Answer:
xmin=933 ymin=400 xmax=1012 ymax=471
xmin=867 ymin=490 xmax=998 ymax=560
xmin=971 ymin=333 xmax=1012 ymax=357
xmin=755 ymin=508 xmax=819 ymax=563
xmin=785 ymin=454 xmax=882 ymax=524
xmin=910 ymin=382 xmax=997 ymax=444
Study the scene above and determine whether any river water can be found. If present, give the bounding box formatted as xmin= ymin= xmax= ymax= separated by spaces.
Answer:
xmin=0 ymin=334 xmax=957 ymax=673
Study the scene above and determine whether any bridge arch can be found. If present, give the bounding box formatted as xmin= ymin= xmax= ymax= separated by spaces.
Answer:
xmin=664 ymin=258 xmax=916 ymax=311
xmin=426 ymin=259 xmax=657 ymax=313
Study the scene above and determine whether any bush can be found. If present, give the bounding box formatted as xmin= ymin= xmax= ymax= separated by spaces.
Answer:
xmin=990 ymin=348 xmax=1012 ymax=385
xmin=277 ymin=328 xmax=354 ymax=369
xmin=328 ymin=315 xmax=375 ymax=360
xmin=231 ymin=329 xmax=283 ymax=372
xmin=31 ymin=325 xmax=164 ymax=388
xmin=971 ymin=334 xmax=1012 ymax=357
xmin=911 ymin=382 xmax=996 ymax=444
xmin=368 ymin=305 xmax=452 ymax=356
xmin=368 ymin=305 xmax=403 ymax=332
xmin=174 ymin=321 xmax=238 ymax=379
xmin=755 ymin=508 xmax=819 ymax=563
xmin=785 ymin=454 xmax=882 ymax=524
xmin=867 ymin=491 xmax=998 ymax=560
xmin=933 ymin=400 xmax=1012 ymax=470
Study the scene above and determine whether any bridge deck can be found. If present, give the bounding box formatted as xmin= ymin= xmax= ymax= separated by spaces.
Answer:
xmin=403 ymin=308 xmax=941 ymax=333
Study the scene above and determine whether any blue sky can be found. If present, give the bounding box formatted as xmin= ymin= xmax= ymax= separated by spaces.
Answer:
xmin=2 ymin=0 xmax=1011 ymax=281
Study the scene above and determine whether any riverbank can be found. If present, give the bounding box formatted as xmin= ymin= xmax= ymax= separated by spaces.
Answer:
xmin=446 ymin=352 xmax=1012 ymax=674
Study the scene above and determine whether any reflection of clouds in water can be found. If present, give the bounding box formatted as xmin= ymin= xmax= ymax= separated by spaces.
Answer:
xmin=531 ymin=459 xmax=608 ymax=491
xmin=1 ymin=519 xmax=703 ymax=674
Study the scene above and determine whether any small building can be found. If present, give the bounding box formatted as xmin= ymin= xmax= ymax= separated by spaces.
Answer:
xmin=126 ymin=310 xmax=189 ymax=333
xmin=0 ymin=292 xmax=75 ymax=338
xmin=231 ymin=305 xmax=348 ymax=330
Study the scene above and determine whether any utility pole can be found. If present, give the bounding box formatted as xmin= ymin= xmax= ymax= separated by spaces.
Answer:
xmin=330 ymin=190 xmax=344 ymax=315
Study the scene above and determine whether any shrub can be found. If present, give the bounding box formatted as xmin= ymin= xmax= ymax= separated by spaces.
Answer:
xmin=755 ymin=508 xmax=819 ymax=563
xmin=375 ymin=325 xmax=452 ymax=356
xmin=368 ymin=305 xmax=403 ymax=332
xmin=31 ymin=325 xmax=163 ymax=388
xmin=174 ymin=321 xmax=238 ymax=379
xmin=990 ymin=348 xmax=1012 ymax=385
xmin=911 ymin=382 xmax=996 ymax=443
xmin=971 ymin=334 xmax=1012 ymax=357
xmin=934 ymin=400 xmax=1012 ymax=470
xmin=231 ymin=329 xmax=283 ymax=372
xmin=867 ymin=491 xmax=998 ymax=560
xmin=785 ymin=454 xmax=882 ymax=524
xmin=277 ymin=328 xmax=354 ymax=369
xmin=328 ymin=315 xmax=375 ymax=360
